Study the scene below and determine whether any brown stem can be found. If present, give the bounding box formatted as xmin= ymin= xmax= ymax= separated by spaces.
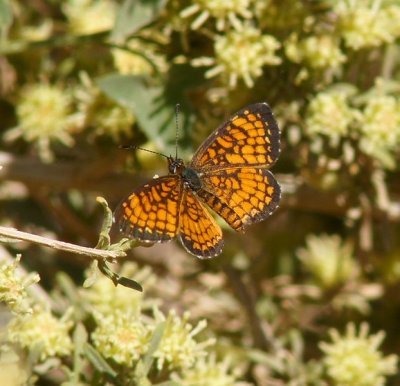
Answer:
xmin=0 ymin=226 xmax=124 ymax=260
xmin=224 ymin=265 xmax=273 ymax=351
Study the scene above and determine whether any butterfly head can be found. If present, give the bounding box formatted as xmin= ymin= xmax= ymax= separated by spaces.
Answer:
xmin=168 ymin=156 xmax=185 ymax=175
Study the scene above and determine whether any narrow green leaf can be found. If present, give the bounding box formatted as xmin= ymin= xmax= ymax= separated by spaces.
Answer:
xmin=109 ymin=238 xmax=138 ymax=253
xmin=84 ymin=343 xmax=118 ymax=378
xmin=71 ymin=323 xmax=88 ymax=382
xmin=82 ymin=260 xmax=99 ymax=288
xmin=141 ymin=321 xmax=166 ymax=376
xmin=111 ymin=0 xmax=165 ymax=42
xmin=0 ymin=0 xmax=12 ymax=31
xmin=95 ymin=196 xmax=112 ymax=250
xmin=57 ymin=272 xmax=80 ymax=303
xmin=73 ymin=323 xmax=88 ymax=356
xmin=117 ymin=275 xmax=143 ymax=292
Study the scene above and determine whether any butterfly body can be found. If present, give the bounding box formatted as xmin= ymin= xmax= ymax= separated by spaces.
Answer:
xmin=181 ymin=166 xmax=203 ymax=191
xmin=115 ymin=102 xmax=281 ymax=259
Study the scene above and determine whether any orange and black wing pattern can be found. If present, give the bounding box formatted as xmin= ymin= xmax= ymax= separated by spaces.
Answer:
xmin=115 ymin=176 xmax=183 ymax=243
xmin=196 ymin=167 xmax=280 ymax=232
xmin=179 ymin=190 xmax=223 ymax=258
xmin=115 ymin=102 xmax=280 ymax=259
xmin=191 ymin=102 xmax=280 ymax=171
xmin=190 ymin=102 xmax=281 ymax=233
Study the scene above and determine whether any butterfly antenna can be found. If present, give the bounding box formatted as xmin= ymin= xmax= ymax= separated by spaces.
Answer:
xmin=119 ymin=145 xmax=169 ymax=159
xmin=175 ymin=103 xmax=180 ymax=160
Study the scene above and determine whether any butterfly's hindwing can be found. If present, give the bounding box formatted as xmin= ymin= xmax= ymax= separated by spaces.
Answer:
xmin=197 ymin=167 xmax=281 ymax=231
xmin=178 ymin=190 xmax=223 ymax=258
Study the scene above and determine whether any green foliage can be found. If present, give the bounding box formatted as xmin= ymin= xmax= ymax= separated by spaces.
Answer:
xmin=1 ymin=0 xmax=400 ymax=385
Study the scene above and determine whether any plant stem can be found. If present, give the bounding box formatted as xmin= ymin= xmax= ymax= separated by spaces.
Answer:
xmin=0 ymin=226 xmax=124 ymax=260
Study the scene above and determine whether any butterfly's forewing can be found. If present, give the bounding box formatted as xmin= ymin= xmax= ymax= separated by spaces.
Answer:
xmin=197 ymin=167 xmax=280 ymax=232
xmin=115 ymin=176 xmax=183 ymax=242
xmin=190 ymin=103 xmax=280 ymax=171
xmin=178 ymin=190 xmax=223 ymax=259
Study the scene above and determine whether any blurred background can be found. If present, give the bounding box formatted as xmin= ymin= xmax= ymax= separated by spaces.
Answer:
xmin=1 ymin=0 xmax=400 ymax=385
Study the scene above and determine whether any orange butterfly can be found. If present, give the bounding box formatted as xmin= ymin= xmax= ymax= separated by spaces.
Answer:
xmin=115 ymin=103 xmax=280 ymax=258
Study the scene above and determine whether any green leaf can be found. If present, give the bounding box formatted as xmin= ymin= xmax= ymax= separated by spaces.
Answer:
xmin=71 ymin=323 xmax=88 ymax=382
xmin=95 ymin=196 xmax=112 ymax=250
xmin=84 ymin=343 xmax=118 ymax=378
xmin=96 ymin=74 xmax=182 ymax=155
xmin=117 ymin=275 xmax=143 ymax=291
xmin=141 ymin=321 xmax=166 ymax=376
xmin=0 ymin=0 xmax=12 ymax=32
xmin=57 ymin=272 xmax=80 ymax=304
xmin=82 ymin=260 xmax=99 ymax=288
xmin=154 ymin=382 xmax=182 ymax=386
xmin=109 ymin=238 xmax=138 ymax=253
xmin=97 ymin=260 xmax=143 ymax=292
xmin=111 ymin=0 xmax=165 ymax=42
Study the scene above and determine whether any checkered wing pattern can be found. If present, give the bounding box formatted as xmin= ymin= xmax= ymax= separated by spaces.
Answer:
xmin=179 ymin=190 xmax=223 ymax=258
xmin=197 ymin=167 xmax=280 ymax=231
xmin=115 ymin=102 xmax=281 ymax=260
xmin=191 ymin=103 xmax=280 ymax=171
xmin=116 ymin=176 xmax=182 ymax=242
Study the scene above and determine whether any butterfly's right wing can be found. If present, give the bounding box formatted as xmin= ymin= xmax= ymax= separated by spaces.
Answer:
xmin=115 ymin=176 xmax=183 ymax=243
xmin=196 ymin=167 xmax=281 ymax=232
xmin=191 ymin=103 xmax=280 ymax=171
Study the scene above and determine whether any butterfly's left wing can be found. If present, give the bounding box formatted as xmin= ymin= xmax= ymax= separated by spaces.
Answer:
xmin=196 ymin=167 xmax=280 ymax=232
xmin=190 ymin=102 xmax=280 ymax=171
xmin=115 ymin=176 xmax=183 ymax=243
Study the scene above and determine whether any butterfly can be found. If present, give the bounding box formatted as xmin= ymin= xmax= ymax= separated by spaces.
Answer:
xmin=114 ymin=102 xmax=281 ymax=258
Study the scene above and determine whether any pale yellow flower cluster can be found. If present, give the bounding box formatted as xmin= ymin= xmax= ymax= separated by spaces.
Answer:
xmin=297 ymin=234 xmax=359 ymax=288
xmin=359 ymin=95 xmax=400 ymax=168
xmin=63 ymin=0 xmax=116 ymax=35
xmin=7 ymin=307 xmax=73 ymax=361
xmin=0 ymin=256 xmax=40 ymax=315
xmin=305 ymin=82 xmax=400 ymax=168
xmin=91 ymin=308 xmax=215 ymax=371
xmin=7 ymin=74 xmax=141 ymax=160
xmin=172 ymin=354 xmax=240 ymax=386
xmin=335 ymin=1 xmax=400 ymax=49
xmin=285 ymin=34 xmax=346 ymax=76
xmin=305 ymin=90 xmax=360 ymax=144
xmin=286 ymin=34 xmax=346 ymax=70
xmin=180 ymin=0 xmax=252 ymax=31
xmin=153 ymin=310 xmax=216 ymax=370
xmin=6 ymin=84 xmax=81 ymax=162
xmin=19 ymin=20 xmax=53 ymax=41
xmin=92 ymin=311 xmax=151 ymax=365
xmin=85 ymin=262 xmax=215 ymax=372
xmin=1 ymin=258 xmax=72 ymax=363
xmin=194 ymin=26 xmax=281 ymax=88
xmin=112 ymin=39 xmax=168 ymax=75
xmin=320 ymin=323 xmax=398 ymax=386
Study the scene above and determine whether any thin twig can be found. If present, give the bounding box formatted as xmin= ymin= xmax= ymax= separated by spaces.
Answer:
xmin=0 ymin=226 xmax=124 ymax=260
xmin=224 ymin=265 xmax=273 ymax=351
